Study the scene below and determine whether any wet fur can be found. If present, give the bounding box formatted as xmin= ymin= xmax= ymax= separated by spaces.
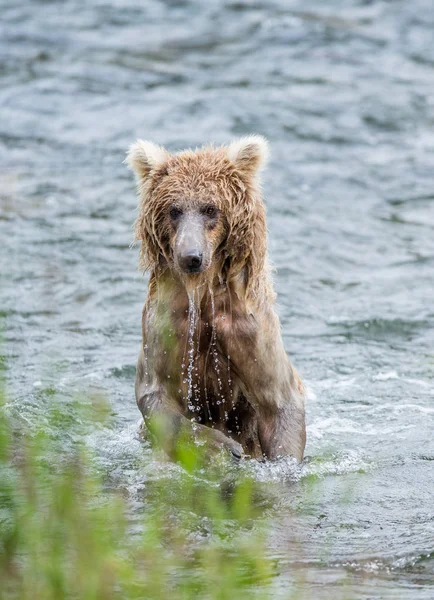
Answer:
xmin=126 ymin=136 xmax=306 ymax=461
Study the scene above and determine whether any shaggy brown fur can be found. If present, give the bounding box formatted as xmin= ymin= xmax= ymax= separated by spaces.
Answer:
xmin=126 ymin=136 xmax=306 ymax=461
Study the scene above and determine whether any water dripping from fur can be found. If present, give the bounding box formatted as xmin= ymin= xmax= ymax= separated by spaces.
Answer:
xmin=208 ymin=287 xmax=241 ymax=435
xmin=180 ymin=287 xmax=241 ymax=433
xmin=143 ymin=343 xmax=149 ymax=379
xmin=184 ymin=288 xmax=199 ymax=414
xmin=209 ymin=291 xmax=224 ymax=409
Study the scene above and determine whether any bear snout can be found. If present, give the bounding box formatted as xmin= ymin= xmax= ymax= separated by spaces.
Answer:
xmin=178 ymin=249 xmax=203 ymax=273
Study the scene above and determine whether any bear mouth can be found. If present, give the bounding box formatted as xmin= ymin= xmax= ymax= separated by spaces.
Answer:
xmin=183 ymin=265 xmax=202 ymax=274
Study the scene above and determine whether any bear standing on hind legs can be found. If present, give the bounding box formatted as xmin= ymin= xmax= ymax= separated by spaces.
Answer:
xmin=126 ymin=136 xmax=306 ymax=462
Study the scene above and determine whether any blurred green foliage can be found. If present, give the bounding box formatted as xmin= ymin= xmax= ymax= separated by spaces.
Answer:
xmin=0 ymin=384 xmax=276 ymax=600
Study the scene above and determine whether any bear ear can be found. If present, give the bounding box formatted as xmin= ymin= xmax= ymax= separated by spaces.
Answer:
xmin=226 ymin=135 xmax=269 ymax=176
xmin=124 ymin=140 xmax=169 ymax=180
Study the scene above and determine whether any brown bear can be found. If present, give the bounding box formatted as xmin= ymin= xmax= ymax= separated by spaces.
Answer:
xmin=126 ymin=136 xmax=306 ymax=462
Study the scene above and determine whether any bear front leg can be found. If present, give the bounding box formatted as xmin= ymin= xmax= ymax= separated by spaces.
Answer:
xmin=257 ymin=401 xmax=306 ymax=462
xmin=135 ymin=348 xmax=243 ymax=460
xmin=138 ymin=386 xmax=244 ymax=461
xmin=217 ymin=308 xmax=306 ymax=462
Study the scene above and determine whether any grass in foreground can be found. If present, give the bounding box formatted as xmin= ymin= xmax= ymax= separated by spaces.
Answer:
xmin=0 ymin=385 xmax=276 ymax=600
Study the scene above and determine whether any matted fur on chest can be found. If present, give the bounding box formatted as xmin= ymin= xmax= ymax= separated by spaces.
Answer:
xmin=144 ymin=289 xmax=257 ymax=430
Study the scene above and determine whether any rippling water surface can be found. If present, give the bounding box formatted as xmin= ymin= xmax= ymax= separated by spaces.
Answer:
xmin=1 ymin=1 xmax=434 ymax=597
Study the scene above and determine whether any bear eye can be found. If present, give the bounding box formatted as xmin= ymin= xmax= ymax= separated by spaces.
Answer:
xmin=204 ymin=205 xmax=217 ymax=217
xmin=169 ymin=207 xmax=182 ymax=220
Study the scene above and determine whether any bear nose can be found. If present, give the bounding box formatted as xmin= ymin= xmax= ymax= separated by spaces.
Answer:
xmin=179 ymin=250 xmax=203 ymax=273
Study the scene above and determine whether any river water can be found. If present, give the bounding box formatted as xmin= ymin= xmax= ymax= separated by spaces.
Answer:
xmin=1 ymin=1 xmax=434 ymax=598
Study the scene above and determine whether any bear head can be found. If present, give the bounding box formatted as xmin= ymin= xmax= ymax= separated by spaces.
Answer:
xmin=125 ymin=136 xmax=269 ymax=294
